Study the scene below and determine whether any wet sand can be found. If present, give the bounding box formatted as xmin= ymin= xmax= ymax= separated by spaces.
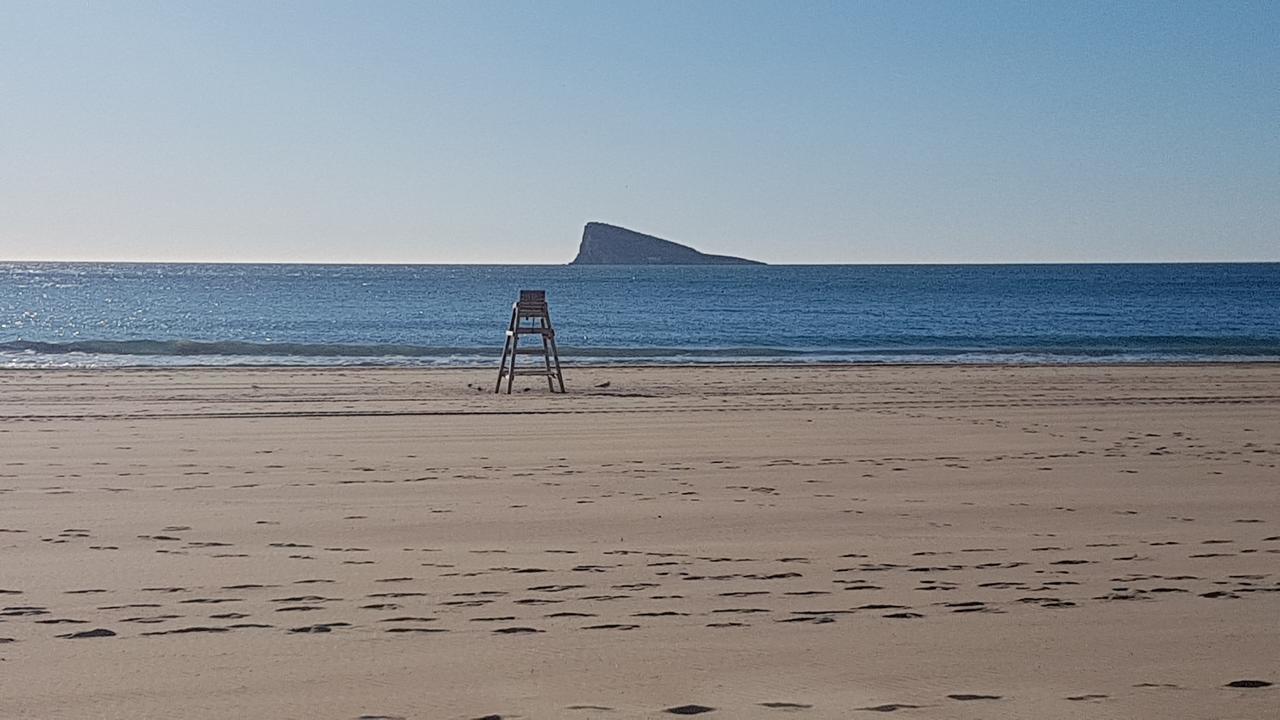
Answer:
xmin=1 ymin=364 xmax=1277 ymax=719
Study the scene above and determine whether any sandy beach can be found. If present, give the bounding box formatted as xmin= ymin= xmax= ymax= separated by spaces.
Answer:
xmin=0 ymin=364 xmax=1276 ymax=719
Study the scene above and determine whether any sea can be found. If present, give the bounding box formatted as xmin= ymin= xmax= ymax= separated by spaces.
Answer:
xmin=2 ymin=262 xmax=1278 ymax=368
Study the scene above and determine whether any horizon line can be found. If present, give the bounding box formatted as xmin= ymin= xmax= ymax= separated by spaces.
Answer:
xmin=2 ymin=259 xmax=1279 ymax=267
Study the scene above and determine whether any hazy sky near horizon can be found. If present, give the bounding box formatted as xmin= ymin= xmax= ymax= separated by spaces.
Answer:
xmin=1 ymin=1 xmax=1276 ymax=264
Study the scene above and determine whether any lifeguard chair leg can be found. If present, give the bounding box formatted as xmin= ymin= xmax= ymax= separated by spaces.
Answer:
xmin=495 ymin=306 xmax=518 ymax=393
xmin=540 ymin=316 xmax=556 ymax=392
xmin=506 ymin=330 xmax=518 ymax=394
xmin=543 ymin=308 xmax=566 ymax=392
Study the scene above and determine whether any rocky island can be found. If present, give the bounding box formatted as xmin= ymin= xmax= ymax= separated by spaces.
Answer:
xmin=570 ymin=222 xmax=764 ymax=265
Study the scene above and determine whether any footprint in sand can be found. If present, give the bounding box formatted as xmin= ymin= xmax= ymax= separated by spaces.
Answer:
xmin=272 ymin=595 xmax=342 ymax=604
xmin=759 ymin=701 xmax=813 ymax=710
xmin=141 ymin=626 xmax=235 ymax=636
xmin=289 ymin=623 xmax=351 ymax=634
xmin=57 ymin=628 xmax=116 ymax=639
xmin=946 ymin=601 xmax=1003 ymax=614
xmin=1225 ymin=680 xmax=1272 ymax=688
xmin=778 ymin=615 xmax=837 ymax=624
xmin=2 ymin=606 xmax=50 ymax=617
xmin=120 ymin=615 xmax=181 ymax=624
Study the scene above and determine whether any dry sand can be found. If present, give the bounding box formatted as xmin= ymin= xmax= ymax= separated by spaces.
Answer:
xmin=0 ymin=364 xmax=1277 ymax=719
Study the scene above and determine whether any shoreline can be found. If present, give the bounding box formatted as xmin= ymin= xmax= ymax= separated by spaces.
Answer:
xmin=4 ymin=358 xmax=1280 ymax=373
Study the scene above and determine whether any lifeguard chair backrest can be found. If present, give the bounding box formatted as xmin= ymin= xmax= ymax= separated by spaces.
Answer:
xmin=517 ymin=289 xmax=547 ymax=311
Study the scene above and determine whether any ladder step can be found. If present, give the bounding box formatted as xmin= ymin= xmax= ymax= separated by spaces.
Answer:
xmin=499 ymin=369 xmax=561 ymax=377
xmin=508 ymin=327 xmax=554 ymax=336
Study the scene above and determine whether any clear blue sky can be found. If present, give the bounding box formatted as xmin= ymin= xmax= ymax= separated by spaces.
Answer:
xmin=1 ymin=1 xmax=1276 ymax=263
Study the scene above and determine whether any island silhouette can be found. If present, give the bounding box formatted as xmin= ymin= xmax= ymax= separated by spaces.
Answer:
xmin=570 ymin=222 xmax=764 ymax=265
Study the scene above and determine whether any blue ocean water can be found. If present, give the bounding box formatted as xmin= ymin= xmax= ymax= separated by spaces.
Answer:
xmin=1 ymin=262 xmax=1277 ymax=368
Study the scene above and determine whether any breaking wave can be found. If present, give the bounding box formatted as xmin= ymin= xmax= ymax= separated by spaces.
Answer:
xmin=2 ymin=336 xmax=1279 ymax=368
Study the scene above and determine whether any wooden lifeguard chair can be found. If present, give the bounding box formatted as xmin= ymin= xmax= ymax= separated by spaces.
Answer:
xmin=495 ymin=290 xmax=566 ymax=393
